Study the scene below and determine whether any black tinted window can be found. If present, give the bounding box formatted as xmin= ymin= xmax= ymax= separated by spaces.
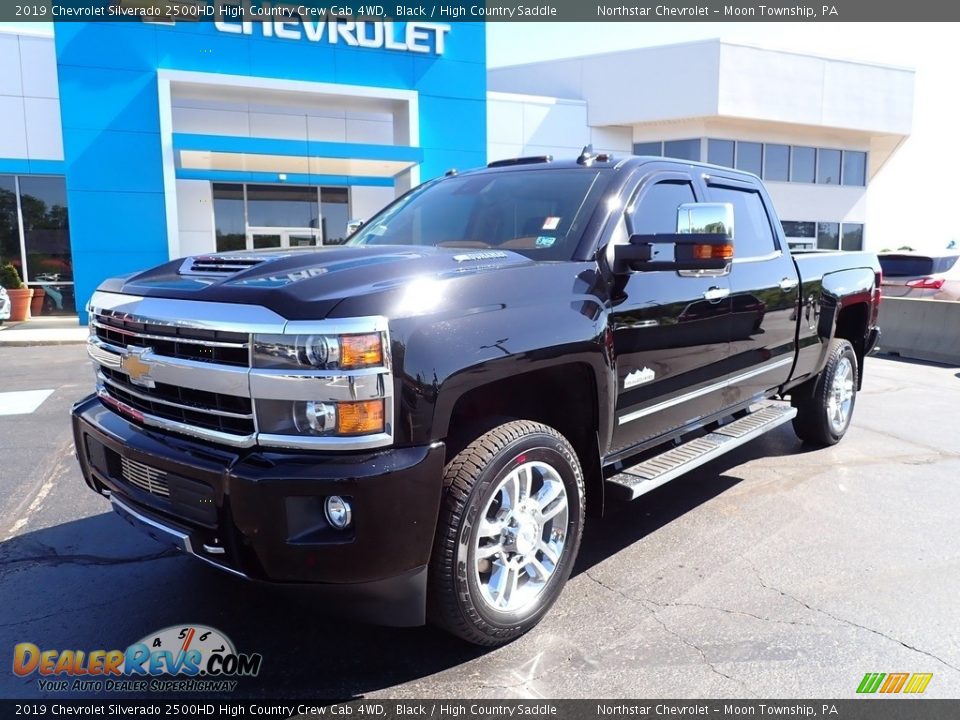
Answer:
xmin=764 ymin=144 xmax=790 ymax=182
xmin=782 ymin=221 xmax=816 ymax=238
xmin=629 ymin=181 xmax=696 ymax=235
xmin=817 ymin=222 xmax=840 ymax=250
xmin=842 ymin=151 xmax=867 ymax=186
xmin=663 ymin=139 xmax=701 ymax=161
xmin=633 ymin=142 xmax=662 ymax=156
xmin=817 ymin=149 xmax=841 ymax=185
xmin=707 ymin=139 xmax=734 ymax=168
xmin=791 ymin=146 xmax=815 ymax=183
xmin=735 ymin=142 xmax=763 ymax=176
xmin=841 ymin=223 xmax=864 ymax=251
xmin=708 ymin=185 xmax=777 ymax=258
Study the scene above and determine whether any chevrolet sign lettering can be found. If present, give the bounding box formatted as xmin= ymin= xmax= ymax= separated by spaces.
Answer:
xmin=121 ymin=347 xmax=156 ymax=388
xmin=214 ymin=18 xmax=449 ymax=56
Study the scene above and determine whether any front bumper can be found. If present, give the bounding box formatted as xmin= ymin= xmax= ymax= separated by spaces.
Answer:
xmin=72 ymin=395 xmax=446 ymax=626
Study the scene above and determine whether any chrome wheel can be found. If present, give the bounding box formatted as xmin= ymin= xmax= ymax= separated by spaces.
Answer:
xmin=473 ymin=461 xmax=569 ymax=613
xmin=827 ymin=356 xmax=855 ymax=433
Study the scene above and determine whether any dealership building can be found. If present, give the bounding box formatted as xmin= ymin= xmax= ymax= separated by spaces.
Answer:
xmin=0 ymin=22 xmax=914 ymax=319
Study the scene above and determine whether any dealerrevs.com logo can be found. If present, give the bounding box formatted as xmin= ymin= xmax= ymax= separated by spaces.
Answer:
xmin=13 ymin=625 xmax=262 ymax=693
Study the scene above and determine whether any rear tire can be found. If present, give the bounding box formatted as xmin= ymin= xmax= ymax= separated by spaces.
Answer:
xmin=791 ymin=338 xmax=858 ymax=446
xmin=428 ymin=420 xmax=584 ymax=646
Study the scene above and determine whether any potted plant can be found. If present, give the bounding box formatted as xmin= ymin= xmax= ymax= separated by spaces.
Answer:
xmin=0 ymin=263 xmax=33 ymax=322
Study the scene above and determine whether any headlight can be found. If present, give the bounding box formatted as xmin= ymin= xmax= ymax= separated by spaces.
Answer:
xmin=253 ymin=333 xmax=384 ymax=370
xmin=257 ymin=399 xmax=385 ymax=436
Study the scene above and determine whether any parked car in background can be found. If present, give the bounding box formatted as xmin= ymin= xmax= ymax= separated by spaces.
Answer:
xmin=0 ymin=286 xmax=10 ymax=323
xmin=878 ymin=251 xmax=960 ymax=300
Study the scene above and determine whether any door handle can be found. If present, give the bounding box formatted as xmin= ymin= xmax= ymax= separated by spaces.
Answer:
xmin=779 ymin=277 xmax=799 ymax=292
xmin=702 ymin=286 xmax=730 ymax=302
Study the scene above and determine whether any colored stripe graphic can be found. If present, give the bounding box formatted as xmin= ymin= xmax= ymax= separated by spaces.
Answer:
xmin=857 ymin=673 xmax=886 ymax=693
xmin=880 ymin=673 xmax=909 ymax=693
xmin=857 ymin=672 xmax=933 ymax=694
xmin=903 ymin=673 xmax=933 ymax=694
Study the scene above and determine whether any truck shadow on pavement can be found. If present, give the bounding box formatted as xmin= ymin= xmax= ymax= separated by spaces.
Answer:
xmin=1 ymin=428 xmax=813 ymax=700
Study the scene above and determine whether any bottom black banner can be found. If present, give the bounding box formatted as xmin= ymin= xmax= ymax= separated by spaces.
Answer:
xmin=2 ymin=700 xmax=959 ymax=720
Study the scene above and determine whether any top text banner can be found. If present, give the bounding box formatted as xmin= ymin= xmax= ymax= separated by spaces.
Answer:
xmin=11 ymin=0 xmax=960 ymax=22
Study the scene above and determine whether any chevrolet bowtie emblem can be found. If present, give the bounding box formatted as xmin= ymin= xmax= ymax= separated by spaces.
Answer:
xmin=121 ymin=347 xmax=155 ymax=388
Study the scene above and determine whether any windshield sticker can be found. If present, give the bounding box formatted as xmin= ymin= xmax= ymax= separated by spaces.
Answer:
xmin=543 ymin=216 xmax=561 ymax=230
xmin=536 ymin=236 xmax=556 ymax=248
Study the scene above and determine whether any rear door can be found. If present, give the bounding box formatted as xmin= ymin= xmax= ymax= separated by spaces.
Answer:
xmin=705 ymin=177 xmax=800 ymax=407
xmin=608 ymin=172 xmax=732 ymax=457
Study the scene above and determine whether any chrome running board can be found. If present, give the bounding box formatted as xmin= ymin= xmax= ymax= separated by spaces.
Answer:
xmin=606 ymin=404 xmax=797 ymax=501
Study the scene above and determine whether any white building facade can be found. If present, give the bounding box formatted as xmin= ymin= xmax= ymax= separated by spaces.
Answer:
xmin=488 ymin=39 xmax=915 ymax=252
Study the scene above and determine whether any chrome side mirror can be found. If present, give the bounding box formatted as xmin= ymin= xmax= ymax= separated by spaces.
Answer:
xmin=346 ymin=219 xmax=364 ymax=237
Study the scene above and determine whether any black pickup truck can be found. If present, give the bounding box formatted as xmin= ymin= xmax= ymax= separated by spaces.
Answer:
xmin=72 ymin=151 xmax=881 ymax=646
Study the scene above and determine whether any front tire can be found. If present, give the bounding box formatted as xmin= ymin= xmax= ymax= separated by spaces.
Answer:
xmin=428 ymin=420 xmax=585 ymax=646
xmin=792 ymin=338 xmax=858 ymax=446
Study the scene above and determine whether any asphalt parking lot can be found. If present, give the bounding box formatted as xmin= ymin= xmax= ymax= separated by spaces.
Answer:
xmin=1 ymin=345 xmax=959 ymax=700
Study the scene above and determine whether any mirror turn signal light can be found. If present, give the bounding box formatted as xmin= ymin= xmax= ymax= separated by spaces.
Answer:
xmin=340 ymin=333 xmax=384 ymax=368
xmin=337 ymin=399 xmax=385 ymax=435
xmin=692 ymin=243 xmax=734 ymax=260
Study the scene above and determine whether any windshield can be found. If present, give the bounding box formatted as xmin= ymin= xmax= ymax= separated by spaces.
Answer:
xmin=348 ymin=169 xmax=610 ymax=261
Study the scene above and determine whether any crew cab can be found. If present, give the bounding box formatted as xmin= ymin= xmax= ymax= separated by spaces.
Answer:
xmin=72 ymin=151 xmax=882 ymax=646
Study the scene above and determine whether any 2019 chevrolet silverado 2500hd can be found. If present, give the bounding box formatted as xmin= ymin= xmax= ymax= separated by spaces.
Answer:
xmin=72 ymin=150 xmax=882 ymax=646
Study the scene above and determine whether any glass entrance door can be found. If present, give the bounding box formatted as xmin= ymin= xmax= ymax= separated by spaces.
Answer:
xmin=214 ymin=183 xmax=350 ymax=252
xmin=247 ymin=227 xmax=321 ymax=250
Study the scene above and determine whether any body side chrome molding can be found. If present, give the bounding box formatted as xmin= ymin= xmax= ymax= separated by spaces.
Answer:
xmin=617 ymin=355 xmax=794 ymax=426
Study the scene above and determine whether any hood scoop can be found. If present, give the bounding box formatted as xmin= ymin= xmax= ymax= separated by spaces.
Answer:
xmin=179 ymin=254 xmax=282 ymax=276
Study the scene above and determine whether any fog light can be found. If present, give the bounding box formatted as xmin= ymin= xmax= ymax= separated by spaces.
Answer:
xmin=325 ymin=496 xmax=352 ymax=529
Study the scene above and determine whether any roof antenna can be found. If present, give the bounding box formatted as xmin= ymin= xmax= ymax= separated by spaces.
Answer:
xmin=445 ymin=168 xmax=458 ymax=177
xmin=577 ymin=144 xmax=595 ymax=166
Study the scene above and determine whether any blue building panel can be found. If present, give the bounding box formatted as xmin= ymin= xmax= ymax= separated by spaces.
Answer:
xmin=54 ymin=20 xmax=487 ymax=321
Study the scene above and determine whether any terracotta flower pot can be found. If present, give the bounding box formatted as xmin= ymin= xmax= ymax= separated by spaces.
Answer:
xmin=8 ymin=287 xmax=34 ymax=322
xmin=30 ymin=287 xmax=45 ymax=317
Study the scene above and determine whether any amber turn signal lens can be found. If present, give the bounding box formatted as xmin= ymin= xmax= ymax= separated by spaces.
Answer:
xmin=336 ymin=400 xmax=385 ymax=435
xmin=339 ymin=333 xmax=383 ymax=368
xmin=693 ymin=243 xmax=734 ymax=260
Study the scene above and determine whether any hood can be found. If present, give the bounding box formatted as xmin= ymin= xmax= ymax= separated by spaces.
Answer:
xmin=100 ymin=245 xmax=535 ymax=320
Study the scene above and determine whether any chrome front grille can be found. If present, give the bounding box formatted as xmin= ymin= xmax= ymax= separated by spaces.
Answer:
xmin=120 ymin=456 xmax=170 ymax=497
xmin=99 ymin=366 xmax=255 ymax=436
xmin=92 ymin=310 xmax=249 ymax=367
xmin=87 ymin=290 xmax=394 ymax=451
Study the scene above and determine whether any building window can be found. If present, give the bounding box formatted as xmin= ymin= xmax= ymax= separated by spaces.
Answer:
xmin=0 ymin=176 xmax=18 ymax=270
xmin=817 ymin=148 xmax=842 ymax=185
xmin=0 ymin=174 xmax=74 ymax=314
xmin=212 ymin=184 xmax=246 ymax=252
xmin=791 ymin=146 xmax=816 ymax=183
xmin=633 ymin=141 xmax=662 ymax=157
xmin=707 ymin=139 xmax=735 ymax=168
xmin=781 ymin=221 xmax=816 ymax=239
xmin=764 ymin=144 xmax=790 ymax=182
xmin=246 ymin=184 xmax=319 ymax=229
xmin=735 ymin=142 xmax=763 ymax=177
xmin=663 ymin=139 xmax=701 ymax=161
xmin=817 ymin=222 xmax=840 ymax=250
xmin=841 ymin=223 xmax=864 ymax=250
xmin=213 ymin=183 xmax=350 ymax=252
xmin=842 ymin=151 xmax=867 ymax=186
xmin=321 ymin=187 xmax=350 ymax=245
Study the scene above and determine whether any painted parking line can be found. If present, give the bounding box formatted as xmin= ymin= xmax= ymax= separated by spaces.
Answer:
xmin=0 ymin=389 xmax=55 ymax=416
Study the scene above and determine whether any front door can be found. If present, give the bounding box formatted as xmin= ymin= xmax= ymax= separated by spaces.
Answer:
xmin=705 ymin=178 xmax=800 ymax=406
xmin=608 ymin=173 xmax=732 ymax=459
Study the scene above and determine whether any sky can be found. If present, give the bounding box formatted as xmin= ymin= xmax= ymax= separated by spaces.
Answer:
xmin=4 ymin=21 xmax=953 ymax=251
